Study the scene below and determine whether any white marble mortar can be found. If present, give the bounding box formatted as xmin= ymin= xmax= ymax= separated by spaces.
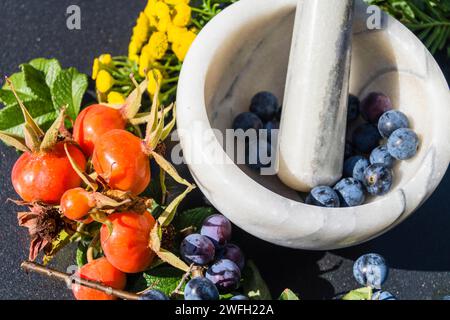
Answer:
xmin=176 ymin=0 xmax=450 ymax=249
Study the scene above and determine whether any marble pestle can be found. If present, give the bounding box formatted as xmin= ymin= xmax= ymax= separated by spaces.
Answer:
xmin=277 ymin=0 xmax=354 ymax=192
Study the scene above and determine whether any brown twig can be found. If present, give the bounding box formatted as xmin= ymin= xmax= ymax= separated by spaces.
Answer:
xmin=170 ymin=263 xmax=194 ymax=298
xmin=21 ymin=261 xmax=140 ymax=300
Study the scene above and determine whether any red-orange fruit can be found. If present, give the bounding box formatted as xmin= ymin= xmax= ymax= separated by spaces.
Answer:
xmin=72 ymin=257 xmax=126 ymax=300
xmin=92 ymin=129 xmax=151 ymax=195
xmin=11 ymin=142 xmax=86 ymax=204
xmin=100 ymin=211 xmax=156 ymax=273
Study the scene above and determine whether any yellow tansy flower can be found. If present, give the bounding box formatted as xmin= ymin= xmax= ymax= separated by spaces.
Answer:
xmin=134 ymin=13 xmax=150 ymax=43
xmin=148 ymin=31 xmax=169 ymax=60
xmin=99 ymin=54 xmax=112 ymax=66
xmin=129 ymin=37 xmax=141 ymax=56
xmin=96 ymin=70 xmax=114 ymax=93
xmin=92 ymin=58 xmax=100 ymax=80
xmin=139 ymin=48 xmax=153 ymax=77
xmin=147 ymin=1 xmax=171 ymax=32
xmin=147 ymin=69 xmax=163 ymax=96
xmin=172 ymin=30 xmax=196 ymax=61
xmin=167 ymin=24 xmax=188 ymax=43
xmin=107 ymin=91 xmax=126 ymax=104
xmin=144 ymin=0 xmax=158 ymax=21
xmin=164 ymin=0 xmax=190 ymax=5
xmin=172 ymin=3 xmax=191 ymax=27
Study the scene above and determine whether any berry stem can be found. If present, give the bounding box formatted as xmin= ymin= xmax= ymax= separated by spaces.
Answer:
xmin=170 ymin=264 xmax=194 ymax=298
xmin=21 ymin=261 xmax=140 ymax=300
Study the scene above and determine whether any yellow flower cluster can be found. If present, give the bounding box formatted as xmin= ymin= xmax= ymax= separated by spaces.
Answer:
xmin=129 ymin=0 xmax=197 ymax=90
xmin=91 ymin=53 xmax=128 ymax=104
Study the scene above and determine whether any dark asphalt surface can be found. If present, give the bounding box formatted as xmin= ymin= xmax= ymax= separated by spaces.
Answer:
xmin=0 ymin=0 xmax=449 ymax=300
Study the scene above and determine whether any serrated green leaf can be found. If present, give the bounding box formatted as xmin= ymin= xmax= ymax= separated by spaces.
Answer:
xmin=241 ymin=260 xmax=272 ymax=300
xmin=0 ymin=100 xmax=56 ymax=137
xmin=29 ymin=58 xmax=62 ymax=88
xmin=342 ymin=287 xmax=373 ymax=300
xmin=22 ymin=64 xmax=52 ymax=102
xmin=142 ymin=266 xmax=185 ymax=296
xmin=0 ymin=72 xmax=37 ymax=104
xmin=279 ymin=289 xmax=300 ymax=300
xmin=51 ymin=67 xmax=88 ymax=120
xmin=172 ymin=207 xmax=215 ymax=232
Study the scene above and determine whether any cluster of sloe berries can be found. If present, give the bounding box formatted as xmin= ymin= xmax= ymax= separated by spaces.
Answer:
xmin=307 ymin=92 xmax=420 ymax=208
xmin=179 ymin=214 xmax=247 ymax=300
xmin=352 ymin=253 xmax=395 ymax=300
xmin=232 ymin=92 xmax=281 ymax=170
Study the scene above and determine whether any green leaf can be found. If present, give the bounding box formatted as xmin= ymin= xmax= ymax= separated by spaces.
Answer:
xmin=0 ymin=72 xmax=37 ymax=104
xmin=0 ymin=100 xmax=56 ymax=137
xmin=241 ymin=260 xmax=272 ymax=300
xmin=172 ymin=207 xmax=215 ymax=232
xmin=279 ymin=289 xmax=300 ymax=300
xmin=43 ymin=230 xmax=71 ymax=265
xmin=22 ymin=64 xmax=52 ymax=102
xmin=220 ymin=293 xmax=235 ymax=300
xmin=0 ymin=59 xmax=88 ymax=140
xmin=142 ymin=266 xmax=185 ymax=296
xmin=50 ymin=67 xmax=88 ymax=120
xmin=29 ymin=58 xmax=62 ymax=88
xmin=342 ymin=287 xmax=373 ymax=300
xmin=76 ymin=242 xmax=88 ymax=267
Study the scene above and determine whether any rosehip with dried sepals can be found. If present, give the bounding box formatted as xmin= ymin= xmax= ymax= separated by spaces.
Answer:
xmin=60 ymin=188 xmax=95 ymax=222
xmin=92 ymin=129 xmax=151 ymax=195
xmin=72 ymin=257 xmax=126 ymax=300
xmin=73 ymin=78 xmax=148 ymax=156
xmin=100 ymin=211 xmax=156 ymax=273
xmin=73 ymin=105 xmax=127 ymax=157
xmin=12 ymin=142 xmax=86 ymax=204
